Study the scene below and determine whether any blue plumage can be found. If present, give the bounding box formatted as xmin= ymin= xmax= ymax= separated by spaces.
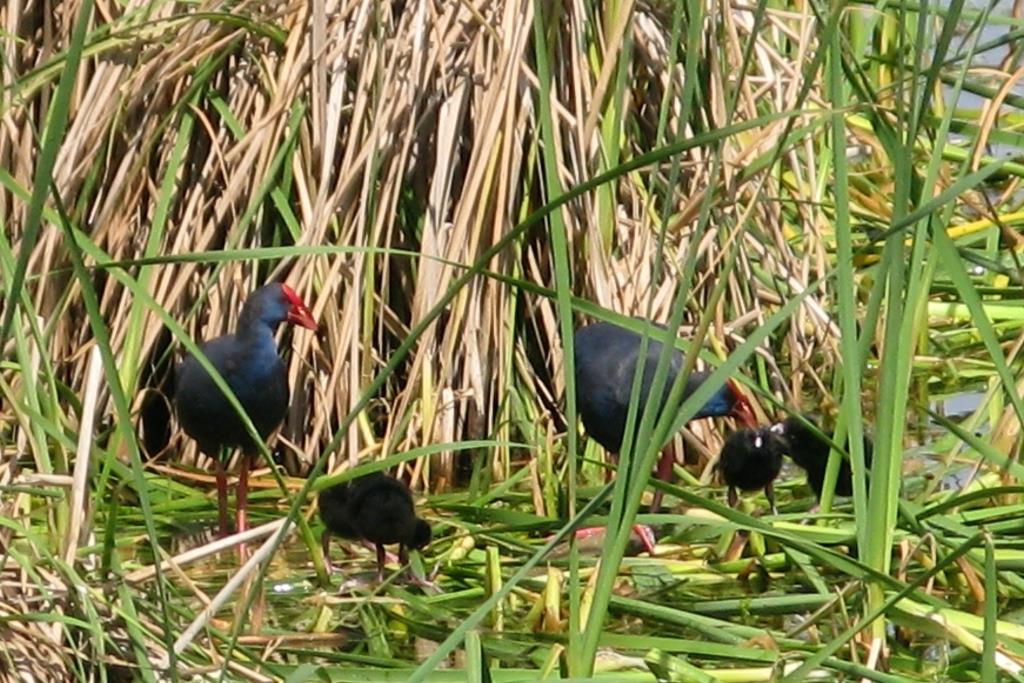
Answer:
xmin=572 ymin=320 xmax=758 ymax=514
xmin=573 ymin=321 xmax=752 ymax=454
xmin=175 ymin=282 xmax=316 ymax=534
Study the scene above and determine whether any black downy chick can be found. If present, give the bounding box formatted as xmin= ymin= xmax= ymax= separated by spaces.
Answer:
xmin=717 ymin=426 xmax=784 ymax=514
xmin=771 ymin=415 xmax=873 ymax=501
xmin=319 ymin=472 xmax=432 ymax=580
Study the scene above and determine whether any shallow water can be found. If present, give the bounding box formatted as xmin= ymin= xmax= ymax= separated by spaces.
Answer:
xmin=103 ymin=384 xmax=1024 ymax=680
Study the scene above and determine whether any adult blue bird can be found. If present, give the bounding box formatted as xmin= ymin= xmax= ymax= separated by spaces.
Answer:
xmin=574 ymin=321 xmax=758 ymax=510
xmin=175 ymin=282 xmax=317 ymax=535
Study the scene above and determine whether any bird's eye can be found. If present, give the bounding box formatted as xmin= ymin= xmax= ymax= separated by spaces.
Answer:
xmin=754 ymin=435 xmax=763 ymax=448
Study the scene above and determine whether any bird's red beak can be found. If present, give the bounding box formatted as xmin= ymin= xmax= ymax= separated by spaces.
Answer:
xmin=727 ymin=379 xmax=758 ymax=428
xmin=281 ymin=284 xmax=318 ymax=331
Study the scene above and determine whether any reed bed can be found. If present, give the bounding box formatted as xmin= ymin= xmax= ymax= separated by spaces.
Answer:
xmin=3 ymin=0 xmax=1024 ymax=679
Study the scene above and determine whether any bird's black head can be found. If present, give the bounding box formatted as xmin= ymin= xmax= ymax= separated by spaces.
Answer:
xmin=720 ymin=426 xmax=784 ymax=464
xmin=771 ymin=415 xmax=872 ymax=500
xmin=770 ymin=416 xmax=829 ymax=470
xmin=409 ymin=519 xmax=432 ymax=550
xmin=717 ymin=425 xmax=785 ymax=491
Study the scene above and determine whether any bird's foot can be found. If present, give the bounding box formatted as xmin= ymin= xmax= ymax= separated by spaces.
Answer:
xmin=573 ymin=527 xmax=607 ymax=543
xmin=799 ymin=503 xmax=820 ymax=524
xmin=334 ymin=575 xmax=375 ymax=593
xmin=567 ymin=524 xmax=657 ymax=555
xmin=400 ymin=571 xmax=440 ymax=593
xmin=632 ymin=524 xmax=657 ymax=555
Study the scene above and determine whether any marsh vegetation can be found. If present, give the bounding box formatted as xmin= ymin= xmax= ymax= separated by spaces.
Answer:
xmin=3 ymin=0 xmax=1024 ymax=680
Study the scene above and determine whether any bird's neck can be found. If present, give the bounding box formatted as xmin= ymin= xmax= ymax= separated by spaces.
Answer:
xmin=234 ymin=322 xmax=281 ymax=366
xmin=236 ymin=306 xmax=281 ymax=340
xmin=694 ymin=385 xmax=732 ymax=419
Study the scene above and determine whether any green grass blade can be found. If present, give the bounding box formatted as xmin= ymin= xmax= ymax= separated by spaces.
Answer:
xmin=1 ymin=0 xmax=94 ymax=344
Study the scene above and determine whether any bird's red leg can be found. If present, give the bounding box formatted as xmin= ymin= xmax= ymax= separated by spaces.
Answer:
xmin=569 ymin=525 xmax=656 ymax=555
xmin=634 ymin=443 xmax=664 ymax=554
xmin=604 ymin=452 xmax=618 ymax=483
xmin=650 ymin=443 xmax=676 ymax=513
xmin=573 ymin=450 xmax=657 ymax=555
xmin=215 ymin=460 xmax=230 ymax=537
xmin=581 ymin=449 xmax=619 ymax=544
xmin=236 ymin=454 xmax=251 ymax=534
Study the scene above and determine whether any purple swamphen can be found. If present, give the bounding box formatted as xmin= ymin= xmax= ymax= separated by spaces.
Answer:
xmin=574 ymin=321 xmax=758 ymax=510
xmin=716 ymin=426 xmax=784 ymax=513
xmin=319 ymin=472 xmax=432 ymax=581
xmin=770 ymin=415 xmax=874 ymax=500
xmin=175 ymin=282 xmax=317 ymax=535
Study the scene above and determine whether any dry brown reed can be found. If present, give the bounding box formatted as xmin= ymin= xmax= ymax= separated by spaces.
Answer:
xmin=0 ymin=0 xmax=884 ymax=674
xmin=1 ymin=0 xmax=834 ymax=482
